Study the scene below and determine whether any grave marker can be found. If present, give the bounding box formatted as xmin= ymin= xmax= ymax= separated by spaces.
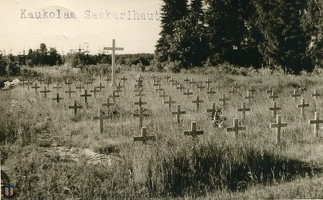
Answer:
xmin=269 ymin=101 xmax=281 ymax=118
xmin=134 ymin=127 xmax=155 ymax=144
xmin=164 ymin=96 xmax=176 ymax=111
xmin=80 ymin=90 xmax=92 ymax=104
xmin=121 ymin=75 xmax=127 ymax=86
xmin=207 ymin=103 xmax=217 ymax=117
xmin=45 ymin=79 xmax=51 ymax=88
xmin=133 ymin=106 xmax=149 ymax=128
xmin=183 ymin=89 xmax=193 ymax=98
xmin=312 ymin=89 xmax=321 ymax=100
xmin=75 ymin=84 xmax=83 ymax=93
xmin=69 ymin=100 xmax=82 ymax=115
xmin=192 ymin=95 xmax=203 ymax=111
xmin=165 ymin=75 xmax=170 ymax=83
xmin=184 ymin=122 xmax=204 ymax=138
xmin=134 ymin=96 xmax=147 ymax=107
xmin=176 ymin=84 xmax=185 ymax=93
xmin=290 ymin=89 xmax=301 ymax=102
xmin=159 ymin=90 xmax=168 ymax=101
xmin=184 ymin=77 xmax=190 ymax=85
xmin=219 ymin=94 xmax=230 ymax=106
xmin=269 ymin=91 xmax=278 ymax=101
xmin=267 ymin=86 xmax=273 ymax=94
xmin=196 ymin=82 xmax=205 ymax=92
xmin=52 ymin=93 xmax=63 ymax=103
xmin=134 ymin=90 xmax=145 ymax=97
xmin=297 ymin=98 xmax=309 ymax=115
xmin=309 ymin=112 xmax=323 ymax=137
xmin=53 ymin=83 xmax=62 ymax=91
xmin=205 ymin=78 xmax=212 ymax=89
xmin=90 ymin=87 xmax=100 ymax=97
xmin=97 ymin=83 xmax=105 ymax=91
xmin=102 ymin=98 xmax=115 ymax=109
xmin=109 ymin=91 xmax=120 ymax=102
xmin=244 ymin=91 xmax=253 ymax=104
xmin=207 ymin=88 xmax=216 ymax=95
xmin=227 ymin=118 xmax=246 ymax=137
xmin=40 ymin=87 xmax=51 ymax=98
xmin=65 ymin=80 xmax=73 ymax=88
xmin=172 ymin=104 xmax=186 ymax=123
xmin=248 ymin=86 xmax=256 ymax=96
xmin=93 ymin=109 xmax=109 ymax=133
xmin=270 ymin=115 xmax=288 ymax=144
xmin=237 ymin=102 xmax=251 ymax=120
xmin=155 ymin=85 xmax=164 ymax=93
xmin=104 ymin=39 xmax=124 ymax=86
xmin=65 ymin=87 xmax=75 ymax=98
xmin=31 ymin=82 xmax=40 ymax=93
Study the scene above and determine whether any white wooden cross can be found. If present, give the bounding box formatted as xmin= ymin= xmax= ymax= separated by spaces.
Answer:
xmin=270 ymin=115 xmax=287 ymax=144
xmin=52 ymin=93 xmax=63 ymax=103
xmin=267 ymin=86 xmax=273 ymax=94
xmin=133 ymin=107 xmax=149 ymax=128
xmin=248 ymin=86 xmax=256 ymax=97
xmin=172 ymin=104 xmax=186 ymax=123
xmin=159 ymin=90 xmax=168 ymax=101
xmin=290 ymin=89 xmax=300 ymax=102
xmin=176 ymin=84 xmax=185 ymax=93
xmin=65 ymin=87 xmax=75 ymax=98
xmin=192 ymin=95 xmax=203 ymax=111
xmin=312 ymin=89 xmax=321 ymax=100
xmin=109 ymin=90 xmax=120 ymax=102
xmin=93 ymin=109 xmax=109 ymax=133
xmin=90 ymin=86 xmax=100 ymax=98
xmin=269 ymin=91 xmax=278 ymax=101
xmin=196 ymin=82 xmax=205 ymax=92
xmin=244 ymin=91 xmax=253 ymax=104
xmin=297 ymin=98 xmax=309 ymax=115
xmin=40 ymin=87 xmax=51 ymax=98
xmin=80 ymin=90 xmax=92 ymax=104
xmin=134 ymin=90 xmax=145 ymax=97
xmin=237 ymin=102 xmax=250 ymax=120
xmin=164 ymin=96 xmax=176 ymax=111
xmin=134 ymin=127 xmax=155 ymax=144
xmin=31 ymin=82 xmax=40 ymax=93
xmin=134 ymin=96 xmax=147 ymax=107
xmin=309 ymin=112 xmax=323 ymax=137
xmin=207 ymin=87 xmax=216 ymax=95
xmin=227 ymin=118 xmax=245 ymax=137
xmin=53 ymin=82 xmax=62 ymax=91
xmin=104 ymin=39 xmax=124 ymax=86
xmin=219 ymin=94 xmax=230 ymax=106
xmin=207 ymin=103 xmax=217 ymax=117
xmin=184 ymin=77 xmax=190 ymax=85
xmin=229 ymin=86 xmax=237 ymax=95
xmin=97 ymin=83 xmax=105 ymax=91
xmin=184 ymin=122 xmax=204 ymax=137
xmin=69 ymin=100 xmax=83 ymax=115
xmin=269 ymin=101 xmax=281 ymax=118
xmin=102 ymin=98 xmax=115 ymax=109
xmin=183 ymin=88 xmax=193 ymax=98
xmin=205 ymin=78 xmax=212 ymax=89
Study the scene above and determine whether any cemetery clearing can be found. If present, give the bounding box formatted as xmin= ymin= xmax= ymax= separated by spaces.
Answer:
xmin=1 ymin=67 xmax=323 ymax=199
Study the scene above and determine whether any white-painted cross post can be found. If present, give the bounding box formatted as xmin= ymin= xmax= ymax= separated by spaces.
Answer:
xmin=237 ymin=102 xmax=251 ymax=120
xmin=93 ymin=109 xmax=109 ymax=133
xmin=309 ymin=112 xmax=323 ymax=137
xmin=270 ymin=115 xmax=287 ymax=144
xmin=184 ymin=122 xmax=204 ymax=138
xmin=104 ymin=39 xmax=124 ymax=86
xmin=227 ymin=118 xmax=246 ymax=138
xmin=172 ymin=104 xmax=186 ymax=123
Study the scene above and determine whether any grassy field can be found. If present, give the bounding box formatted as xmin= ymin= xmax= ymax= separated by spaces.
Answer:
xmin=1 ymin=65 xmax=323 ymax=199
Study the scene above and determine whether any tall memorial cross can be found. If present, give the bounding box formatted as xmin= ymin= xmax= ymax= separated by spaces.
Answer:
xmin=309 ymin=112 xmax=323 ymax=137
xmin=184 ymin=122 xmax=204 ymax=138
xmin=290 ymin=89 xmax=301 ymax=102
xmin=69 ymin=100 xmax=83 ymax=115
xmin=237 ymin=102 xmax=251 ymax=120
xmin=270 ymin=115 xmax=288 ymax=144
xmin=172 ymin=104 xmax=186 ymax=123
xmin=297 ymin=98 xmax=309 ymax=115
xmin=269 ymin=101 xmax=281 ymax=118
xmin=134 ymin=127 xmax=156 ymax=144
xmin=227 ymin=118 xmax=246 ymax=137
xmin=133 ymin=106 xmax=149 ymax=128
xmin=104 ymin=39 xmax=124 ymax=86
xmin=40 ymin=87 xmax=51 ymax=98
xmin=93 ymin=109 xmax=109 ymax=133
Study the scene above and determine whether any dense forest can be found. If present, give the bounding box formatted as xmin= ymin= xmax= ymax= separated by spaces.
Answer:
xmin=155 ymin=0 xmax=323 ymax=74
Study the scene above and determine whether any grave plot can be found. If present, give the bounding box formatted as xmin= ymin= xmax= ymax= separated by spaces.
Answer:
xmin=4 ymin=70 xmax=323 ymax=199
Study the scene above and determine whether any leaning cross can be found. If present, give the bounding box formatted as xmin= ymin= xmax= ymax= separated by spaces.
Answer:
xmin=269 ymin=101 xmax=281 ymax=118
xmin=172 ymin=104 xmax=186 ymax=123
xmin=270 ymin=115 xmax=288 ymax=144
xmin=237 ymin=102 xmax=251 ymax=120
xmin=93 ymin=109 xmax=109 ymax=133
xmin=309 ymin=112 xmax=323 ymax=137
xmin=134 ymin=127 xmax=155 ymax=144
xmin=184 ymin=122 xmax=204 ymax=138
xmin=69 ymin=100 xmax=82 ymax=115
xmin=104 ymin=39 xmax=124 ymax=86
xmin=227 ymin=118 xmax=246 ymax=138
xmin=40 ymin=87 xmax=51 ymax=98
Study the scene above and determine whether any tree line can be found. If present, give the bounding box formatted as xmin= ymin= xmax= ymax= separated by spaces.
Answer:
xmin=155 ymin=0 xmax=323 ymax=74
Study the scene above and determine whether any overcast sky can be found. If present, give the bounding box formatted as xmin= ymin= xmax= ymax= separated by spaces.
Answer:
xmin=0 ymin=0 xmax=162 ymax=55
